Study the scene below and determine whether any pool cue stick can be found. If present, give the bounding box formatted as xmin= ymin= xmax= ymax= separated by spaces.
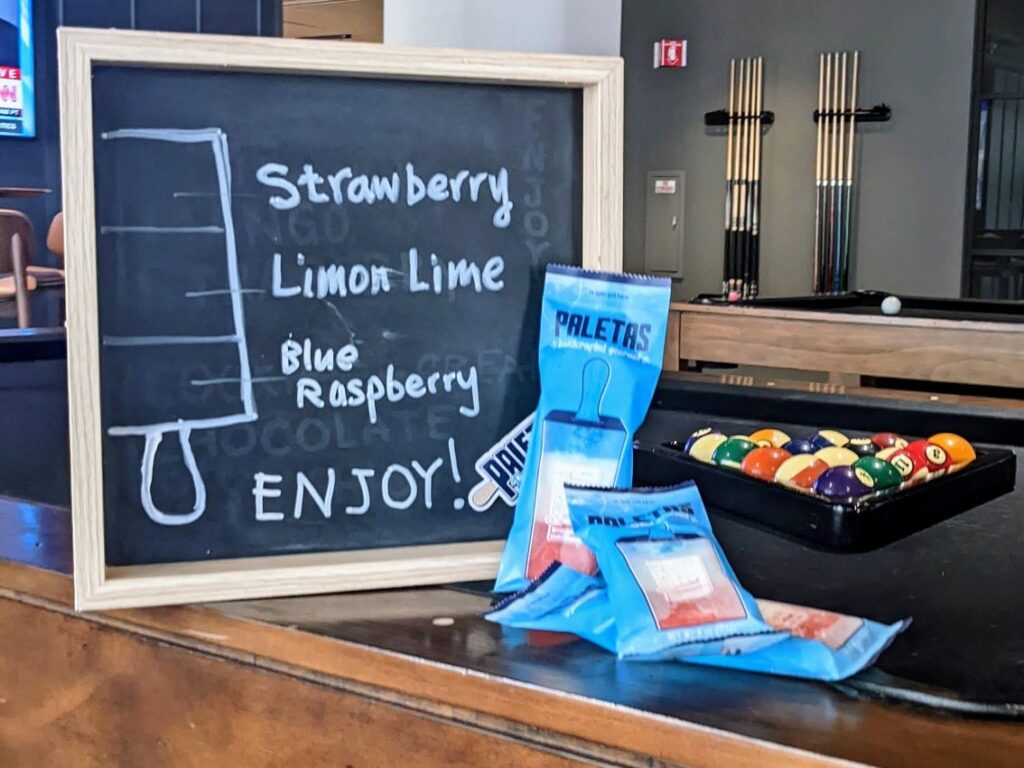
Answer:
xmin=821 ymin=53 xmax=832 ymax=293
xmin=737 ymin=57 xmax=749 ymax=298
xmin=833 ymin=52 xmax=847 ymax=293
xmin=728 ymin=58 xmax=740 ymax=295
xmin=828 ymin=52 xmax=840 ymax=293
xmin=813 ymin=53 xmax=825 ymax=293
xmin=732 ymin=58 xmax=746 ymax=296
xmin=832 ymin=52 xmax=844 ymax=293
xmin=723 ymin=58 xmax=736 ymax=296
xmin=826 ymin=53 xmax=837 ymax=293
xmin=749 ymin=56 xmax=763 ymax=298
xmin=821 ymin=53 xmax=834 ymax=293
xmin=749 ymin=54 xmax=757 ymax=296
xmin=734 ymin=57 xmax=746 ymax=296
xmin=841 ymin=51 xmax=859 ymax=293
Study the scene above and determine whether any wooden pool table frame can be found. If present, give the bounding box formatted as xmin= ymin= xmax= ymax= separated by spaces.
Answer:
xmin=666 ymin=302 xmax=1024 ymax=390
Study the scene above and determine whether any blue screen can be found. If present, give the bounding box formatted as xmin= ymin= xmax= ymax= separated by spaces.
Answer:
xmin=0 ymin=0 xmax=34 ymax=138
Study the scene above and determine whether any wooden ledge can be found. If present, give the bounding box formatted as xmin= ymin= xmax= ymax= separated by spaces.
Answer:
xmin=3 ymin=502 xmax=1024 ymax=767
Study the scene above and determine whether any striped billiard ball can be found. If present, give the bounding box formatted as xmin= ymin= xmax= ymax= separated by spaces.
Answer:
xmin=684 ymin=427 xmax=723 ymax=454
xmin=814 ymin=446 xmax=859 ymax=467
xmin=809 ymin=429 xmax=849 ymax=450
xmin=688 ymin=432 xmax=728 ymax=463
xmin=888 ymin=447 xmax=928 ymax=482
xmin=749 ymin=428 xmax=792 ymax=448
xmin=775 ymin=454 xmax=828 ymax=490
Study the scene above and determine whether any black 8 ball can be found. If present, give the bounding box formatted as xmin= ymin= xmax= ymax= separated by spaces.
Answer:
xmin=847 ymin=437 xmax=878 ymax=458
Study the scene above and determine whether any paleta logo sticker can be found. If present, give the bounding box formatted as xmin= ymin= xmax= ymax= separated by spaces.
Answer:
xmin=468 ymin=413 xmax=534 ymax=511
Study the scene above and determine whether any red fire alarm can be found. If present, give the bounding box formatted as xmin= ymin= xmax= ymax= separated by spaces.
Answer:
xmin=653 ymin=39 xmax=687 ymax=69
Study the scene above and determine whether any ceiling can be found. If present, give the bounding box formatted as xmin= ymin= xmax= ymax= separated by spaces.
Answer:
xmin=282 ymin=0 xmax=383 ymax=42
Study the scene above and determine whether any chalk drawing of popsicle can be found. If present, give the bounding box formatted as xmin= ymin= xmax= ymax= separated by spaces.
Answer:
xmin=100 ymin=128 xmax=256 ymax=526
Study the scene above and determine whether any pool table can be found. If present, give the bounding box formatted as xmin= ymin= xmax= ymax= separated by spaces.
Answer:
xmin=634 ymin=375 xmax=1024 ymax=715
xmin=669 ymin=290 xmax=1024 ymax=390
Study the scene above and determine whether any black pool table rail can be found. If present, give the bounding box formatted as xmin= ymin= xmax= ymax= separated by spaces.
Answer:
xmin=691 ymin=289 xmax=1024 ymax=322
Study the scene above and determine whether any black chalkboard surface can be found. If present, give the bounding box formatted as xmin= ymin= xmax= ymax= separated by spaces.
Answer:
xmin=62 ymin=29 xmax=621 ymax=608
xmin=90 ymin=65 xmax=581 ymax=566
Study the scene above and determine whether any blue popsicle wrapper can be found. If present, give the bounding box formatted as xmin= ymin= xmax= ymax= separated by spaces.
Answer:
xmin=487 ymin=563 xmax=618 ymax=653
xmin=565 ymin=482 xmax=786 ymax=659
xmin=486 ymin=561 xmax=908 ymax=680
xmin=488 ymin=480 xmax=909 ymax=679
xmin=684 ymin=599 xmax=911 ymax=681
xmin=494 ymin=266 xmax=670 ymax=592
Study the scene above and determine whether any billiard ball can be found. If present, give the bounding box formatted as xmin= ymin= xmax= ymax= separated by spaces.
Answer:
xmin=881 ymin=295 xmax=902 ymax=315
xmin=712 ymin=437 xmax=758 ymax=469
xmin=927 ymin=432 xmax=977 ymax=465
xmin=888 ymin=447 xmax=928 ymax=482
xmin=846 ymin=437 xmax=878 ymax=457
xmin=749 ymin=428 xmax=791 ymax=448
xmin=782 ymin=438 xmax=817 ymax=455
xmin=808 ymin=429 xmax=849 ymax=450
xmin=775 ymin=455 xmax=828 ymax=489
xmin=876 ymin=446 xmax=899 ymax=461
xmin=688 ymin=432 xmax=728 ymax=463
xmin=684 ymin=427 xmax=723 ymax=453
xmin=906 ymin=439 xmax=952 ymax=474
xmin=871 ymin=432 xmax=908 ymax=450
xmin=740 ymin=447 xmax=792 ymax=481
xmin=814 ymin=446 xmax=859 ymax=467
xmin=812 ymin=466 xmax=871 ymax=498
xmin=852 ymin=456 xmax=902 ymax=491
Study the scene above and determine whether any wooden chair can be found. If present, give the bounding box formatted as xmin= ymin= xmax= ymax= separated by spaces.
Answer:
xmin=46 ymin=212 xmax=63 ymax=260
xmin=0 ymin=210 xmax=35 ymax=328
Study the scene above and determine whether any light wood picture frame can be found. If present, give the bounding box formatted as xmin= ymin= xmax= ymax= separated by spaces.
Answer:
xmin=59 ymin=27 xmax=623 ymax=610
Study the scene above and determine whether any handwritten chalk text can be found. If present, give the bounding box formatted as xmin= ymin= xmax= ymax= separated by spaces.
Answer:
xmin=253 ymin=439 xmax=462 ymax=518
xmin=256 ymin=162 xmax=513 ymax=228
xmin=271 ymin=249 xmax=505 ymax=298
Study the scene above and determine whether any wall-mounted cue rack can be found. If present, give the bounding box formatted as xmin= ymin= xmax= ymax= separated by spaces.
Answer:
xmin=813 ymin=103 xmax=891 ymax=124
xmin=707 ymin=56 xmax=767 ymax=300
xmin=811 ymin=50 xmax=891 ymax=295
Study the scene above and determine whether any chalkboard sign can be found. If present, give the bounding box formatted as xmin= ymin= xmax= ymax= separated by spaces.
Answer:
xmin=61 ymin=29 xmax=622 ymax=609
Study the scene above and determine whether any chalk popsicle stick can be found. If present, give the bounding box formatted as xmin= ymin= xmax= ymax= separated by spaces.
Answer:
xmin=469 ymin=478 xmax=499 ymax=511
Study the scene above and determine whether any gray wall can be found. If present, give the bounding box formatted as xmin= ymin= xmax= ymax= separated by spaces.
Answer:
xmin=622 ymin=0 xmax=976 ymax=298
xmin=385 ymin=0 xmax=621 ymax=55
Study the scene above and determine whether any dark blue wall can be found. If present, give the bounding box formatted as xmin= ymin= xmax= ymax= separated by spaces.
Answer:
xmin=0 ymin=0 xmax=281 ymax=263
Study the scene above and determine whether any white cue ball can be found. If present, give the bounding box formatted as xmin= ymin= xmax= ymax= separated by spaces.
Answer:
xmin=881 ymin=296 xmax=902 ymax=315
